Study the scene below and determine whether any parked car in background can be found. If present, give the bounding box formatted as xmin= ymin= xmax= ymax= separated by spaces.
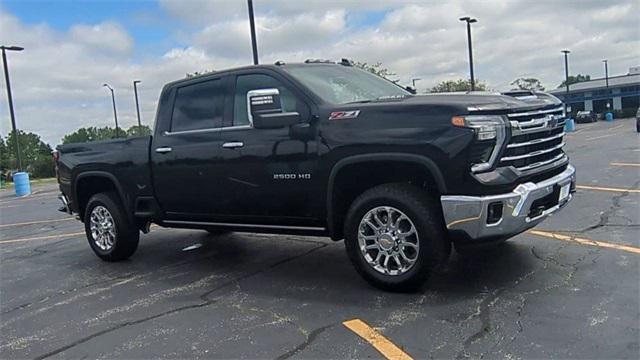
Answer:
xmin=575 ymin=110 xmax=597 ymax=123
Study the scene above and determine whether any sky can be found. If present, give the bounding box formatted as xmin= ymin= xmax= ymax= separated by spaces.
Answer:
xmin=1 ymin=0 xmax=638 ymax=146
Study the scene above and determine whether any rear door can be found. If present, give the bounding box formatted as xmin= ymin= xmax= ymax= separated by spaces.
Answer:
xmin=151 ymin=76 xmax=229 ymax=216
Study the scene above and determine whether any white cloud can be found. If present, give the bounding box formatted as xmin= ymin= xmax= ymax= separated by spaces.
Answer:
xmin=1 ymin=0 xmax=639 ymax=146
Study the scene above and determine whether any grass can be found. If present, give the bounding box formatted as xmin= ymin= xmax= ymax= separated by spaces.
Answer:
xmin=0 ymin=177 xmax=57 ymax=190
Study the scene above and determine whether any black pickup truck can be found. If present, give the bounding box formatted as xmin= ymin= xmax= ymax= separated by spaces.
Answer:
xmin=56 ymin=60 xmax=576 ymax=290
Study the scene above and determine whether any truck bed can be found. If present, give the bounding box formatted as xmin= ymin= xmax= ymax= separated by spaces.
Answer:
xmin=57 ymin=136 xmax=153 ymax=215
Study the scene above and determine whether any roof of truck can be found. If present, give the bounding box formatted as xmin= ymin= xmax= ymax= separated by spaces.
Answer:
xmin=163 ymin=60 xmax=350 ymax=88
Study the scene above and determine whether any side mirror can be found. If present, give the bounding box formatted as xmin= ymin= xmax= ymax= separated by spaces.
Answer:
xmin=247 ymin=88 xmax=300 ymax=129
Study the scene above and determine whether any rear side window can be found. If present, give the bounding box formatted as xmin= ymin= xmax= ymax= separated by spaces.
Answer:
xmin=171 ymin=79 xmax=224 ymax=132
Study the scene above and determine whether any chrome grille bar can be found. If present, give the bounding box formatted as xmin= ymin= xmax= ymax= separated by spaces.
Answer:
xmin=507 ymin=131 xmax=565 ymax=148
xmin=515 ymin=153 xmax=566 ymax=172
xmin=501 ymin=142 xmax=565 ymax=161
xmin=507 ymin=106 xmax=564 ymax=118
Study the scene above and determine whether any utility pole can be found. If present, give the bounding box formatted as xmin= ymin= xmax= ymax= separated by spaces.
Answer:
xmin=102 ymin=83 xmax=120 ymax=137
xmin=561 ymin=50 xmax=571 ymax=114
xmin=1 ymin=45 xmax=24 ymax=171
xmin=602 ymin=59 xmax=609 ymax=88
xmin=133 ymin=80 xmax=142 ymax=127
xmin=247 ymin=0 xmax=259 ymax=65
xmin=459 ymin=17 xmax=477 ymax=91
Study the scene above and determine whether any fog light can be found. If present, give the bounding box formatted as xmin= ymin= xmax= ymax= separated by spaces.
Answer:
xmin=487 ymin=201 xmax=503 ymax=225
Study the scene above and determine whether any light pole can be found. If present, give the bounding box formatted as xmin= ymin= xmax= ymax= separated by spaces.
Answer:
xmin=133 ymin=80 xmax=142 ymax=127
xmin=247 ymin=0 xmax=259 ymax=65
xmin=1 ymin=45 xmax=24 ymax=171
xmin=459 ymin=16 xmax=477 ymax=91
xmin=561 ymin=50 xmax=571 ymax=114
xmin=411 ymin=78 xmax=421 ymax=89
xmin=602 ymin=60 xmax=609 ymax=111
xmin=102 ymin=83 xmax=120 ymax=137
xmin=602 ymin=59 xmax=609 ymax=88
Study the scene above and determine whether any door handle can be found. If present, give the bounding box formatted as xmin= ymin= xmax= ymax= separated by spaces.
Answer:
xmin=222 ymin=142 xmax=244 ymax=149
xmin=155 ymin=147 xmax=173 ymax=154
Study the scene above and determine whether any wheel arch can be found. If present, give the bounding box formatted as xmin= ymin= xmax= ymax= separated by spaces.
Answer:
xmin=74 ymin=171 xmax=129 ymax=221
xmin=326 ymin=153 xmax=446 ymax=240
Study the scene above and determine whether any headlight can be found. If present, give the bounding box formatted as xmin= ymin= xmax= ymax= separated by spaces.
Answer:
xmin=452 ymin=115 xmax=507 ymax=173
xmin=451 ymin=115 xmax=505 ymax=140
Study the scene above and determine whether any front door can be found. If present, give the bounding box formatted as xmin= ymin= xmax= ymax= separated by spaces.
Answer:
xmin=210 ymin=71 xmax=320 ymax=225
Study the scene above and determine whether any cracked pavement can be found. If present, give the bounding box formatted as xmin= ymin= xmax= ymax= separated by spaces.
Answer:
xmin=1 ymin=119 xmax=639 ymax=359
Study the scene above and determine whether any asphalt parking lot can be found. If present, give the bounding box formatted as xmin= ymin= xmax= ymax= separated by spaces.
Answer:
xmin=1 ymin=119 xmax=639 ymax=359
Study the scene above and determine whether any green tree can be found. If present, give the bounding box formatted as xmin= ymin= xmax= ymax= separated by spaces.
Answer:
xmin=3 ymin=130 xmax=55 ymax=178
xmin=126 ymin=125 xmax=152 ymax=137
xmin=558 ymin=74 xmax=591 ymax=88
xmin=354 ymin=61 xmax=398 ymax=81
xmin=430 ymin=79 xmax=488 ymax=93
xmin=62 ymin=126 xmax=119 ymax=144
xmin=511 ymin=77 xmax=545 ymax=91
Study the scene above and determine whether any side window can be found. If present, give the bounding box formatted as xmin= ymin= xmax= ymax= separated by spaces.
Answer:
xmin=233 ymin=74 xmax=299 ymax=126
xmin=171 ymin=79 xmax=224 ymax=132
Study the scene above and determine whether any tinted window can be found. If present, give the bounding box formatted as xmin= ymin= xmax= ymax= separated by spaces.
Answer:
xmin=234 ymin=74 xmax=298 ymax=126
xmin=171 ymin=79 xmax=224 ymax=132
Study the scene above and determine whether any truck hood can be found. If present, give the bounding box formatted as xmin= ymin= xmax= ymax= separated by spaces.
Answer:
xmin=408 ymin=92 xmax=562 ymax=112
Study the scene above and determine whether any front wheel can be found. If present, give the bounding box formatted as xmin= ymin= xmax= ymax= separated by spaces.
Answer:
xmin=84 ymin=192 xmax=139 ymax=261
xmin=344 ymin=184 xmax=451 ymax=291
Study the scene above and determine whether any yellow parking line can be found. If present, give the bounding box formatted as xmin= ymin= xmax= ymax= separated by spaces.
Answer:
xmin=610 ymin=162 xmax=640 ymax=167
xmin=576 ymin=185 xmax=640 ymax=193
xmin=0 ymin=217 xmax=75 ymax=228
xmin=0 ymin=232 xmax=84 ymax=245
xmin=343 ymin=319 xmax=413 ymax=360
xmin=609 ymin=124 xmax=624 ymax=131
xmin=528 ymin=230 xmax=640 ymax=255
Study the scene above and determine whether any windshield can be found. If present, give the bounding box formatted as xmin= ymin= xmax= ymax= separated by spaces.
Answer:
xmin=284 ymin=65 xmax=410 ymax=104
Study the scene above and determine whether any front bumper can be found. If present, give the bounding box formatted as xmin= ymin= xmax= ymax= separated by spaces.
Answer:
xmin=441 ymin=165 xmax=575 ymax=241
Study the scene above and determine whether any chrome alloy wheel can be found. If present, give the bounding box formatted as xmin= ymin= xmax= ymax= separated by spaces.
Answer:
xmin=90 ymin=205 xmax=116 ymax=251
xmin=357 ymin=206 xmax=419 ymax=276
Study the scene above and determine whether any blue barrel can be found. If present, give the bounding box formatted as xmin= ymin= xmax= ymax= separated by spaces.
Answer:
xmin=565 ymin=118 xmax=575 ymax=132
xmin=605 ymin=112 xmax=614 ymax=122
xmin=14 ymin=172 xmax=31 ymax=197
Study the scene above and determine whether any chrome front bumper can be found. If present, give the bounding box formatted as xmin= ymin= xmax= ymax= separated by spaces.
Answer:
xmin=441 ymin=165 xmax=575 ymax=240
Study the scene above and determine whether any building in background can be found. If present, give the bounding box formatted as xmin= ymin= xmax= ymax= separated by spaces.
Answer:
xmin=550 ymin=67 xmax=640 ymax=118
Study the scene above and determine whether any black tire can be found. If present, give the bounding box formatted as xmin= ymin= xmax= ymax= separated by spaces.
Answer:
xmin=84 ymin=192 xmax=139 ymax=261
xmin=344 ymin=183 xmax=451 ymax=292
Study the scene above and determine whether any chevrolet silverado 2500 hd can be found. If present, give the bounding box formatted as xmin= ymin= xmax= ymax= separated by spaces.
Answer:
xmin=56 ymin=60 xmax=576 ymax=290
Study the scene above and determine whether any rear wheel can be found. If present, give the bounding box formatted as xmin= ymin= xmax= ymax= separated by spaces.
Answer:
xmin=84 ymin=192 xmax=139 ymax=261
xmin=344 ymin=184 xmax=451 ymax=291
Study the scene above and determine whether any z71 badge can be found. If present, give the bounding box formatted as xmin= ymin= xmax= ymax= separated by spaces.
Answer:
xmin=329 ymin=110 xmax=360 ymax=120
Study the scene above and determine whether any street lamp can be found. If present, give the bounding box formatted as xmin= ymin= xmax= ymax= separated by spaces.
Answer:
xmin=133 ymin=80 xmax=142 ymax=127
xmin=602 ymin=59 xmax=609 ymax=88
xmin=1 ymin=45 xmax=24 ymax=171
xmin=102 ymin=83 xmax=120 ymax=137
xmin=247 ymin=0 xmax=259 ymax=65
xmin=561 ymin=50 xmax=571 ymax=114
xmin=459 ymin=16 xmax=477 ymax=91
xmin=602 ymin=59 xmax=609 ymax=111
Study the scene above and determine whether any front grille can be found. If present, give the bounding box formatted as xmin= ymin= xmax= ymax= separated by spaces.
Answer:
xmin=499 ymin=106 xmax=567 ymax=172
